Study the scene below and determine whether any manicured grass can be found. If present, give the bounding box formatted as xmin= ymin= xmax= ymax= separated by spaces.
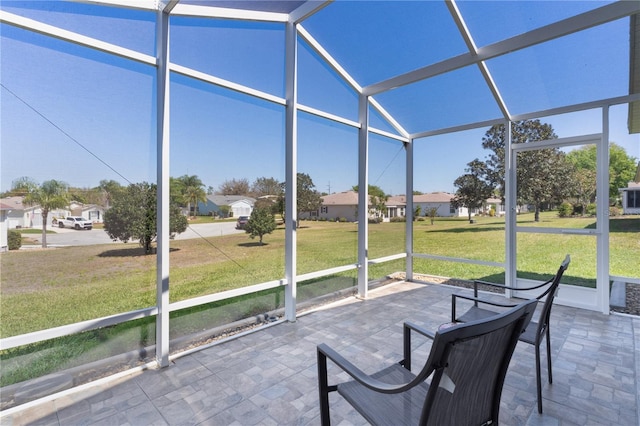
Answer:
xmin=17 ymin=229 xmax=56 ymax=234
xmin=1 ymin=213 xmax=638 ymax=338
xmin=0 ymin=213 xmax=637 ymax=387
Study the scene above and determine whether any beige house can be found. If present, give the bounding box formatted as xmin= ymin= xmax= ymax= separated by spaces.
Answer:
xmin=385 ymin=195 xmax=406 ymax=220
xmin=305 ymin=191 xmax=482 ymax=222
xmin=309 ymin=191 xmax=360 ymax=221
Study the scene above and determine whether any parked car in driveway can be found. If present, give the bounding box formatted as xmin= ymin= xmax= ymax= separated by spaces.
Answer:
xmin=236 ymin=215 xmax=249 ymax=229
xmin=59 ymin=216 xmax=93 ymax=230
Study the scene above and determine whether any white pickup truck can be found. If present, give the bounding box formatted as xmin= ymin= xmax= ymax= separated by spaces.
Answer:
xmin=58 ymin=216 xmax=93 ymax=230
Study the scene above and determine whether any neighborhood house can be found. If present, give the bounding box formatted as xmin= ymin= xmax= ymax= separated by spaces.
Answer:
xmin=197 ymin=195 xmax=255 ymax=218
xmin=300 ymin=191 xmax=493 ymax=222
xmin=619 ymin=162 xmax=640 ymax=214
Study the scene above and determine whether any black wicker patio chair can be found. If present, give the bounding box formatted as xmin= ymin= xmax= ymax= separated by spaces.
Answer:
xmin=317 ymin=299 xmax=538 ymax=426
xmin=451 ymin=254 xmax=570 ymax=413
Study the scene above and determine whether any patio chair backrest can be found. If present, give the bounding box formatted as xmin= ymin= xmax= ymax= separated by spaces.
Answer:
xmin=531 ymin=254 xmax=570 ymax=344
xmin=418 ymin=299 xmax=538 ymax=425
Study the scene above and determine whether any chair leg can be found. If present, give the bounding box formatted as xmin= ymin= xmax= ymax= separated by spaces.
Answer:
xmin=535 ymin=344 xmax=543 ymax=414
xmin=546 ymin=328 xmax=553 ymax=384
xmin=317 ymin=351 xmax=331 ymax=425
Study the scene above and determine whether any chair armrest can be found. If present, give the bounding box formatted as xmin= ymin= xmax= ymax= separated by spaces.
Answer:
xmin=474 ymin=277 xmax=554 ymax=294
xmin=451 ymin=293 xmax=517 ymax=322
xmin=404 ymin=321 xmax=436 ymax=340
xmin=317 ymin=343 xmax=431 ymax=394
xmin=402 ymin=322 xmax=435 ymax=371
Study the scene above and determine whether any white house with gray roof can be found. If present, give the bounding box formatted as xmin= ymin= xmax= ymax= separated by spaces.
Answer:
xmin=198 ymin=195 xmax=256 ymax=218
xmin=414 ymin=192 xmax=469 ymax=218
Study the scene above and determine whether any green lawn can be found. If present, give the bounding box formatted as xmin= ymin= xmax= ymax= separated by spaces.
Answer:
xmin=0 ymin=213 xmax=638 ymax=387
xmin=1 ymin=213 xmax=638 ymax=338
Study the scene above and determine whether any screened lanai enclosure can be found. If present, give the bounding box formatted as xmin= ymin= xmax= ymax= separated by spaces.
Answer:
xmin=1 ymin=0 xmax=639 ymax=410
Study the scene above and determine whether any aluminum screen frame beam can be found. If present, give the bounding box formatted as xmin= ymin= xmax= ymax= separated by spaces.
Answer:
xmin=446 ymin=0 xmax=510 ymax=120
xmin=155 ymin=5 xmax=172 ymax=368
xmin=284 ymin=20 xmax=298 ymax=321
xmin=363 ymin=1 xmax=640 ymax=97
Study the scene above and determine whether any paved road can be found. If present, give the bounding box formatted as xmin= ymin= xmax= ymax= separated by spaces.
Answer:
xmin=38 ymin=222 xmax=243 ymax=247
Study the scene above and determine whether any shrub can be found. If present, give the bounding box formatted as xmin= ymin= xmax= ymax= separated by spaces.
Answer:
xmin=557 ymin=202 xmax=573 ymax=218
xmin=390 ymin=216 xmax=406 ymax=222
xmin=609 ymin=206 xmax=621 ymax=217
xmin=572 ymin=204 xmax=584 ymax=215
xmin=338 ymin=217 xmax=347 ymax=222
xmin=416 ymin=217 xmax=425 ymax=221
xmin=368 ymin=217 xmax=381 ymax=224
xmin=586 ymin=203 xmax=597 ymax=216
xmin=8 ymin=230 xmax=21 ymax=250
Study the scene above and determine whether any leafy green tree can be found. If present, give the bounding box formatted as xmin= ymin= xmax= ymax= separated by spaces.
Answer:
xmin=103 ymin=182 xmax=187 ymax=253
xmin=177 ymin=175 xmax=206 ymax=216
xmin=8 ymin=176 xmax=37 ymax=197
xmin=296 ymin=173 xmax=322 ymax=218
xmin=169 ymin=177 xmax=185 ymax=206
xmin=218 ymin=205 xmax=230 ymax=218
xmin=245 ymin=206 xmax=277 ymax=245
xmin=250 ymin=177 xmax=283 ymax=198
xmin=413 ymin=204 xmax=421 ymax=220
xmin=517 ymin=147 xmax=572 ymax=221
xmin=352 ymin=184 xmax=389 ymax=219
xmin=451 ymin=159 xmax=493 ymax=222
xmin=98 ymin=179 xmax=124 ymax=208
xmin=568 ymin=167 xmax=596 ymax=215
xmin=565 ymin=143 xmax=638 ymax=203
xmin=482 ymin=120 xmax=557 ymax=200
xmin=482 ymin=120 xmax=573 ymax=221
xmin=274 ymin=173 xmax=322 ymax=223
xmin=22 ymin=178 xmax=70 ymax=248
xmin=426 ymin=207 xmax=438 ymax=225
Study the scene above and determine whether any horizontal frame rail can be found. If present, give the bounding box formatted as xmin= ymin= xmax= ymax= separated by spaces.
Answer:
xmin=412 ymin=253 xmax=504 ymax=269
xmin=1 ymin=256 xmax=407 ymax=351
xmin=0 ymin=307 xmax=157 ymax=351
xmin=515 ymin=226 xmax=598 ymax=236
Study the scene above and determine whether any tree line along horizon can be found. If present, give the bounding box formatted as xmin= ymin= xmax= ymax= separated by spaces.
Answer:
xmin=5 ymin=120 xmax=638 ymax=250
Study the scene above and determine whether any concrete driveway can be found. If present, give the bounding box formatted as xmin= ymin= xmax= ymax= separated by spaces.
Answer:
xmin=36 ymin=222 xmax=243 ymax=247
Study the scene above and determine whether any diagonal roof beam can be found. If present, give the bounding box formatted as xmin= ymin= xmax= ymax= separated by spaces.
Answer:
xmin=364 ymin=0 xmax=640 ymax=97
xmin=297 ymin=25 xmax=410 ymax=139
xmin=297 ymin=24 xmax=362 ymax=93
xmin=0 ymin=10 xmax=156 ymax=65
xmin=446 ymin=0 xmax=511 ymax=120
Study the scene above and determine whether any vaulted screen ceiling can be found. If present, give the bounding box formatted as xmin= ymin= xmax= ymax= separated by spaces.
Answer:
xmin=170 ymin=0 xmax=639 ymax=136
xmin=2 ymin=0 xmax=638 ymax=135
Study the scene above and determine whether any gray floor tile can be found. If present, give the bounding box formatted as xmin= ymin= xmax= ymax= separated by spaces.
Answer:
xmin=1 ymin=281 xmax=638 ymax=426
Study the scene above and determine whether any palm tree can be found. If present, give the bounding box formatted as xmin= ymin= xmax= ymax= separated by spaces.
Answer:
xmin=178 ymin=175 xmax=206 ymax=216
xmin=24 ymin=179 xmax=70 ymax=248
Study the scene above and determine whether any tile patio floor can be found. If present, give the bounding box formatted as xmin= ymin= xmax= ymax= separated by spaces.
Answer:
xmin=2 ymin=281 xmax=639 ymax=425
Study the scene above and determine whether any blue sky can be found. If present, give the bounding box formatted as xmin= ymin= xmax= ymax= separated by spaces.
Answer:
xmin=1 ymin=0 xmax=638 ymax=197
